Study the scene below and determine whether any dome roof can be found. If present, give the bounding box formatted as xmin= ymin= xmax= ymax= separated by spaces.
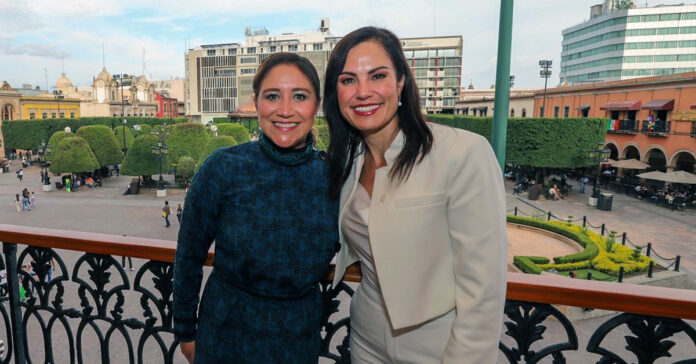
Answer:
xmin=95 ymin=67 xmax=112 ymax=81
xmin=56 ymin=73 xmax=73 ymax=87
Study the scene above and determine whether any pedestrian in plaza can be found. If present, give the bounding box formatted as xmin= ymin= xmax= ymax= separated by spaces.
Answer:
xmin=324 ymin=27 xmax=506 ymax=364
xmin=580 ymin=176 xmax=589 ymax=194
xmin=176 ymin=203 xmax=183 ymax=224
xmin=17 ymin=169 xmax=23 ymax=182
xmin=22 ymin=188 xmax=30 ymax=211
xmin=30 ymin=192 xmax=36 ymax=208
xmin=174 ymin=53 xmax=338 ymax=364
xmin=14 ymin=194 xmax=21 ymax=213
xmin=162 ymin=201 xmax=171 ymax=228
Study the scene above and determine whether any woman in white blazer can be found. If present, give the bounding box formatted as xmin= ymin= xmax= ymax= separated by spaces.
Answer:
xmin=323 ymin=27 xmax=508 ymax=364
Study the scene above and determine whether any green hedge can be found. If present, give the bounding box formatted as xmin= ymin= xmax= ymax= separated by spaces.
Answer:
xmin=196 ymin=136 xmax=238 ymax=170
xmin=177 ymin=157 xmax=196 ymax=180
xmin=45 ymin=131 xmax=70 ymax=162
xmin=166 ymin=123 xmax=209 ymax=163
xmin=513 ymin=256 xmax=542 ymax=274
xmin=48 ymin=137 xmax=100 ymax=174
xmin=133 ymin=124 xmax=152 ymax=137
xmin=114 ymin=126 xmax=135 ymax=151
xmin=509 ymin=215 xmax=652 ymax=276
xmin=313 ymin=125 xmax=329 ymax=151
xmin=1 ymin=117 xmax=186 ymax=150
xmin=216 ymin=123 xmax=250 ymax=144
xmin=121 ymin=135 xmax=168 ymax=177
xmin=76 ymin=125 xmax=123 ymax=166
xmin=427 ymin=116 xmax=606 ymax=168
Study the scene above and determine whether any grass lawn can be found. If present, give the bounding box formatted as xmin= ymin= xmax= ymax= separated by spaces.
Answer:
xmin=558 ymin=269 xmax=617 ymax=282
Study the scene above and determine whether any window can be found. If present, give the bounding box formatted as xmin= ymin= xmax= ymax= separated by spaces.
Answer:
xmin=553 ymin=106 xmax=559 ymax=118
xmin=510 ymin=109 xmax=515 ymax=117
xmin=240 ymin=57 xmax=256 ymax=64
xmin=207 ymin=50 xmax=216 ymax=56
xmin=60 ymin=112 xmax=65 ymax=118
xmin=413 ymin=50 xmax=428 ymax=58
xmin=656 ymin=41 xmax=678 ymax=48
xmin=659 ymin=13 xmax=680 ymax=21
xmin=42 ymin=113 xmax=47 ymax=118
xmin=269 ymin=46 xmax=276 ymax=52
xmin=241 ymin=68 xmax=256 ymax=74
xmin=682 ymin=12 xmax=696 ymax=20
xmin=288 ymin=45 xmax=298 ymax=52
xmin=678 ymin=54 xmax=696 ymax=61
xmin=657 ymin=27 xmax=679 ymax=35
xmin=247 ymin=47 xmax=256 ymax=54
xmin=29 ymin=112 xmax=35 ymax=119
xmin=1 ymin=104 xmax=13 ymax=120
xmin=563 ymin=106 xmax=569 ymax=118
xmin=51 ymin=113 xmax=56 ymax=118
xmin=313 ymin=43 xmax=323 ymax=51
xmin=654 ymin=55 xmax=677 ymax=62
xmin=414 ymin=59 xmax=428 ymax=67
xmin=540 ymin=107 xmax=545 ymax=117
xmin=70 ymin=112 xmax=75 ymax=118
xmin=639 ymin=28 xmax=656 ymax=36
xmin=680 ymin=40 xmax=696 ymax=47
xmin=522 ymin=108 xmax=527 ymax=117
xmin=611 ymin=110 xmax=620 ymax=119
xmin=642 ymin=14 xmax=659 ymax=22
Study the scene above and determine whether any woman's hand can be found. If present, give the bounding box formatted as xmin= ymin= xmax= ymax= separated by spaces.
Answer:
xmin=180 ymin=341 xmax=195 ymax=364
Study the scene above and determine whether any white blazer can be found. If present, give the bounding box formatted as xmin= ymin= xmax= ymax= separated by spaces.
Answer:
xmin=332 ymin=123 xmax=508 ymax=363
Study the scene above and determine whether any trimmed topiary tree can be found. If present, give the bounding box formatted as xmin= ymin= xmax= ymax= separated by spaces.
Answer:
xmin=76 ymin=125 xmax=124 ymax=166
xmin=216 ymin=123 xmax=250 ymax=144
xmin=48 ymin=137 xmax=100 ymax=174
xmin=177 ymin=156 xmax=196 ymax=181
xmin=114 ymin=125 xmax=135 ymax=151
xmin=45 ymin=131 xmax=71 ymax=162
xmin=166 ymin=123 xmax=209 ymax=163
xmin=196 ymin=136 xmax=237 ymax=170
xmin=121 ymin=134 xmax=169 ymax=179
xmin=132 ymin=124 xmax=152 ymax=137
xmin=313 ymin=125 xmax=329 ymax=151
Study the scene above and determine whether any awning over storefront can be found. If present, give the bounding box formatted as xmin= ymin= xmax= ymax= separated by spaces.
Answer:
xmin=600 ymin=101 xmax=641 ymax=111
xmin=642 ymin=99 xmax=674 ymax=111
xmin=459 ymin=107 xmax=469 ymax=112
xmin=576 ymin=104 xmax=590 ymax=111
xmin=691 ymin=104 xmax=696 ymax=110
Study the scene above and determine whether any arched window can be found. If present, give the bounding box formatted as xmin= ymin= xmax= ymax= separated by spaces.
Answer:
xmin=510 ymin=109 xmax=515 ymax=117
xmin=2 ymin=104 xmax=14 ymax=121
xmin=522 ymin=108 xmax=527 ymax=117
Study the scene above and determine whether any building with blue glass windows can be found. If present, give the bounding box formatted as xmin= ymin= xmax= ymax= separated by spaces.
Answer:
xmin=560 ymin=1 xmax=696 ymax=86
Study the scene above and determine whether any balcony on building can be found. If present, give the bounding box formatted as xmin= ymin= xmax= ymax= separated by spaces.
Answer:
xmin=640 ymin=99 xmax=674 ymax=135
xmin=601 ymin=100 xmax=641 ymax=134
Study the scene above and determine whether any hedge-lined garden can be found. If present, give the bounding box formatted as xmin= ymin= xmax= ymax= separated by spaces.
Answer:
xmin=1 ymin=117 xmax=187 ymax=150
xmin=509 ymin=215 xmax=652 ymax=281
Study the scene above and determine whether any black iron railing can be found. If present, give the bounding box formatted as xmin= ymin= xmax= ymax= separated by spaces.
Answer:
xmin=0 ymin=224 xmax=694 ymax=363
xmin=641 ymin=119 xmax=671 ymax=134
xmin=607 ymin=119 xmax=639 ymax=133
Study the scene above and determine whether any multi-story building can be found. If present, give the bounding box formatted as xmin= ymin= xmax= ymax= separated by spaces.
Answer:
xmin=560 ymin=1 xmax=696 ymax=86
xmin=455 ymin=83 xmax=536 ymax=117
xmin=532 ymin=71 xmax=696 ymax=173
xmin=185 ymin=19 xmax=463 ymax=123
xmin=401 ymin=36 xmax=462 ymax=113
xmin=155 ymin=92 xmax=179 ymax=118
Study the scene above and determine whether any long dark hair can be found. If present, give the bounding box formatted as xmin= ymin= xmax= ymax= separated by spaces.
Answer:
xmin=323 ymin=27 xmax=433 ymax=199
xmin=253 ymin=52 xmax=320 ymax=104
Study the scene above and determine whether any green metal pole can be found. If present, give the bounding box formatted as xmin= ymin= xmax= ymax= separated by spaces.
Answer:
xmin=492 ymin=0 xmax=514 ymax=172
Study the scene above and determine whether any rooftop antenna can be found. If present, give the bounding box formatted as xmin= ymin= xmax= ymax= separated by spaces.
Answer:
xmin=142 ymin=47 xmax=146 ymax=76
xmin=61 ymin=54 xmax=65 ymax=74
xmin=102 ymin=43 xmax=105 ymax=68
xmin=44 ymin=68 xmax=48 ymax=90
xmin=433 ymin=0 xmax=436 ymax=36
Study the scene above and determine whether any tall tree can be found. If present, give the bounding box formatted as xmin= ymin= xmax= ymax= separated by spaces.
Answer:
xmin=121 ymin=134 xmax=170 ymax=179
xmin=48 ymin=137 xmax=100 ymax=174
xmin=76 ymin=125 xmax=123 ymax=166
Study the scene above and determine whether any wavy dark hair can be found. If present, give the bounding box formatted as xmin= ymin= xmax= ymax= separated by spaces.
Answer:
xmin=323 ymin=27 xmax=433 ymax=199
xmin=253 ymin=52 xmax=321 ymax=104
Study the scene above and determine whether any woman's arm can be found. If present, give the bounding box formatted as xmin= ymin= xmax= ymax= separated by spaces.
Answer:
xmin=443 ymin=133 xmax=508 ymax=363
xmin=173 ymin=151 xmax=224 ymax=343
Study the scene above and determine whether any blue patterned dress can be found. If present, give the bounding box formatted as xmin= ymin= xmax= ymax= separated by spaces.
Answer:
xmin=173 ymin=134 xmax=339 ymax=364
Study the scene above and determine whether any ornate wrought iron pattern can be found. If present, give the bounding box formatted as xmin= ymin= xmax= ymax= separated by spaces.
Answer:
xmin=587 ymin=313 xmax=696 ymax=364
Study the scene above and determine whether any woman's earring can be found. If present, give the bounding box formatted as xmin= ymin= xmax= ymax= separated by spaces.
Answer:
xmin=398 ymin=98 xmax=402 ymax=107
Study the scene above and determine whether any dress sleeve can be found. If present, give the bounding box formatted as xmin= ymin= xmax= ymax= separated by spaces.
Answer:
xmin=173 ymin=151 xmax=225 ymax=342
xmin=443 ymin=133 xmax=508 ymax=363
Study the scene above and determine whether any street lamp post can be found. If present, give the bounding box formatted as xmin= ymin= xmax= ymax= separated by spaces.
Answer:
xmin=37 ymin=139 xmax=52 ymax=191
xmin=539 ymin=60 xmax=552 ymax=117
xmin=588 ymin=142 xmax=611 ymax=204
xmin=53 ymin=90 xmax=64 ymax=118
xmin=118 ymin=74 xmax=129 ymax=154
xmin=151 ymin=135 xmax=168 ymax=197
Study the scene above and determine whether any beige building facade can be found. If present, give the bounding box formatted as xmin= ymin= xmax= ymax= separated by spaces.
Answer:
xmin=456 ymin=86 xmax=536 ymax=117
xmin=185 ymin=20 xmax=464 ymax=123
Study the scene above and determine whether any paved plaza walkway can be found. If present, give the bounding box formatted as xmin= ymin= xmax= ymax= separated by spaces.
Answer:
xmin=0 ymin=162 xmax=694 ymax=363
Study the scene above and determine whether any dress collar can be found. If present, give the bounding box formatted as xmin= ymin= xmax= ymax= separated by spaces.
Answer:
xmin=258 ymin=133 xmax=316 ymax=166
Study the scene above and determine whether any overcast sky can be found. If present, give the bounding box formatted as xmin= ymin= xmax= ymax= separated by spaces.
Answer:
xmin=0 ymin=0 xmax=689 ymax=91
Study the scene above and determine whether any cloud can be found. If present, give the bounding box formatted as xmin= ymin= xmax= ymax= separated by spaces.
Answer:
xmin=3 ymin=42 xmax=68 ymax=59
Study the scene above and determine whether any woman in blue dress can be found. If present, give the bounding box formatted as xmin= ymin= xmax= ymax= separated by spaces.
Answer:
xmin=173 ymin=53 xmax=338 ymax=364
